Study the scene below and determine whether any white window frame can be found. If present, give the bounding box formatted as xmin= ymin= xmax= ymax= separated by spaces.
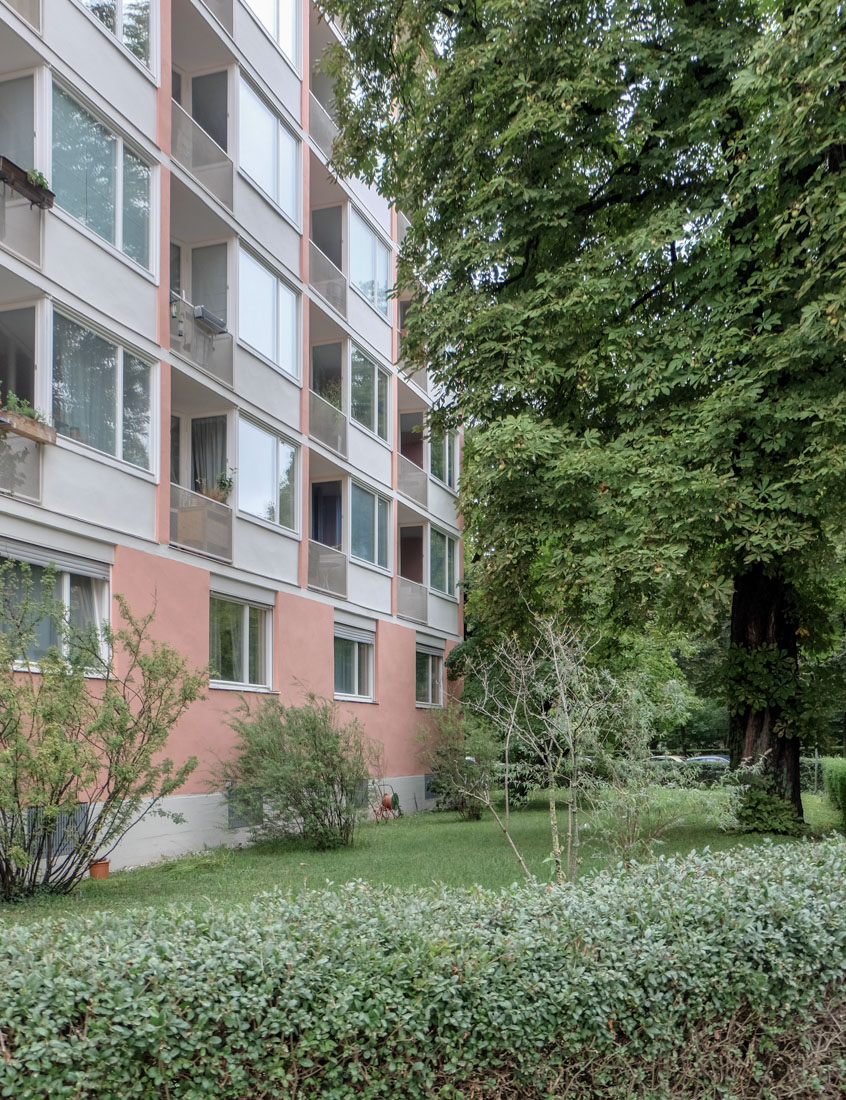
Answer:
xmin=430 ymin=430 xmax=456 ymax=490
xmin=238 ymin=77 xmax=300 ymax=225
xmin=349 ymin=345 xmax=390 ymax=442
xmin=333 ymin=628 xmax=374 ymax=701
xmin=236 ymin=417 xmax=299 ymax=533
xmin=429 ymin=527 xmax=457 ymax=597
xmin=242 ymin=0 xmax=300 ymax=70
xmin=209 ymin=595 xmax=272 ymax=689
xmin=237 ymin=246 xmax=300 ymax=378
xmin=349 ymin=207 xmax=391 ymax=319
xmin=75 ymin=0 xmax=156 ymax=73
xmin=350 ymin=481 xmax=390 ymax=570
xmin=415 ymin=650 xmax=443 ymax=707
xmin=50 ymin=81 xmax=156 ymax=272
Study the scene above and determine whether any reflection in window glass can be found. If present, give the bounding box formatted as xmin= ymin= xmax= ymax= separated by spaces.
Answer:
xmin=209 ymin=596 xmax=269 ymax=686
xmin=350 ymin=347 xmax=389 ymax=440
xmin=53 ymin=85 xmax=117 ymax=246
xmin=278 ymin=440 xmax=296 ymax=529
xmin=239 ymin=419 xmax=277 ymax=522
xmin=238 ymin=250 xmax=276 ymax=361
xmin=416 ymin=652 xmax=443 ymax=706
xmin=239 ymin=81 xmax=276 ymax=197
xmin=1 ymin=561 xmax=106 ymax=663
xmin=351 ymin=484 xmax=389 ymax=568
xmin=122 ymin=148 xmax=150 ymax=268
xmin=430 ymin=529 xmax=456 ymax=595
xmin=122 ymin=354 xmax=151 ymax=470
xmin=334 ymin=636 xmax=372 ymax=698
xmin=81 ymin=1 xmax=150 ymax=65
xmin=350 ymin=209 xmax=390 ymax=318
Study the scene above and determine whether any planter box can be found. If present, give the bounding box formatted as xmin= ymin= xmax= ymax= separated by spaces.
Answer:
xmin=0 ymin=410 xmax=57 ymax=445
xmin=0 ymin=157 xmax=55 ymax=209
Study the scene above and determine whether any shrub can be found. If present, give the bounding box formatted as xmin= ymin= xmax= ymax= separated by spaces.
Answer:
xmin=734 ymin=785 xmax=807 ymax=835
xmin=418 ymin=702 xmax=499 ymax=820
xmin=1 ymin=840 xmax=845 ymax=1098
xmin=221 ymin=695 xmax=373 ymax=849
xmin=823 ymin=756 xmax=846 ymax=827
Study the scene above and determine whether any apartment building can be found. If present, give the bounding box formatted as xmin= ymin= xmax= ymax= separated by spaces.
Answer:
xmin=0 ymin=0 xmax=462 ymax=866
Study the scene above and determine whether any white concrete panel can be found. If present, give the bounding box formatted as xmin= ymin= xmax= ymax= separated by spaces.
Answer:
xmin=428 ymin=591 xmax=460 ymax=637
xmin=428 ymin=479 xmax=460 ymax=531
xmin=235 ymin=346 xmax=302 ymax=431
xmin=233 ymin=515 xmax=300 ymax=584
xmin=348 ymin=561 xmax=391 ymax=614
xmin=348 ymin=425 xmax=391 ymax=487
xmin=347 ymin=292 xmax=392 ymax=360
xmin=234 ymin=9 xmax=302 ymax=123
xmin=41 ymin=446 xmax=157 ymax=540
xmin=347 ymin=176 xmax=391 ymax=236
xmin=44 ymin=5 xmax=157 ymax=138
xmin=45 ymin=219 xmax=159 ymax=342
xmin=234 ymin=177 xmax=302 ymax=272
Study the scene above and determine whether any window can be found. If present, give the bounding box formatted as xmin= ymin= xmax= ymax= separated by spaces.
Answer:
xmin=0 ymin=76 xmax=34 ymax=170
xmin=238 ymin=418 xmax=297 ymax=530
xmin=0 ymin=307 xmax=36 ymax=410
xmin=0 ymin=558 xmax=107 ymax=663
xmin=80 ymin=1 xmax=151 ymax=67
xmin=350 ymin=208 xmax=390 ymax=318
xmin=52 ymin=84 xmax=152 ymax=268
xmin=430 ymin=431 xmax=456 ymax=489
xmin=52 ymin=312 xmax=152 ymax=470
xmin=351 ymin=483 xmax=389 ymax=568
xmin=239 ymin=79 xmax=298 ymax=221
xmin=209 ymin=596 xmax=270 ymax=686
xmin=416 ymin=651 xmax=443 ymax=706
xmin=243 ymin=0 xmax=298 ymax=65
xmin=430 ymin=529 xmax=456 ymax=596
xmin=334 ymin=629 xmax=373 ymax=699
xmin=238 ymin=248 xmax=298 ymax=375
xmin=350 ymin=347 xmax=389 ymax=440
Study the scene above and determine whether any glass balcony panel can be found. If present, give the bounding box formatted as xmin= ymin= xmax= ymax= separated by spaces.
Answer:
xmin=308 ymin=539 xmax=347 ymax=598
xmin=170 ymin=482 xmax=233 ymax=561
xmin=397 ymin=577 xmax=428 ymax=625
xmin=0 ymin=181 xmax=41 ymax=266
xmin=0 ymin=432 xmax=39 ymax=500
xmin=309 ymin=390 xmax=347 ymax=457
xmin=309 ymin=240 xmax=346 ymax=317
xmin=309 ymin=93 xmax=338 ymax=161
xmin=170 ymin=297 xmax=233 ymax=385
xmin=171 ymin=101 xmax=233 ymax=209
xmin=398 ymin=453 xmax=428 ymax=509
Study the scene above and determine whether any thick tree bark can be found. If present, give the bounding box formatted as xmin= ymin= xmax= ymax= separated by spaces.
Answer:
xmin=728 ymin=564 xmax=802 ymax=817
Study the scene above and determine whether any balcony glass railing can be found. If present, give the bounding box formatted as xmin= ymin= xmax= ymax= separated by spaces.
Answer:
xmin=0 ymin=179 xmax=41 ymax=266
xmin=6 ymin=0 xmax=40 ymax=30
xmin=171 ymin=101 xmax=233 ymax=209
xmin=170 ymin=483 xmax=233 ymax=561
xmin=309 ymin=92 xmax=339 ymax=161
xmin=309 ymin=390 xmax=347 ymax=457
xmin=0 ymin=432 xmax=40 ymax=501
xmin=309 ymin=241 xmax=347 ymax=317
xmin=170 ymin=296 xmax=233 ymax=385
xmin=308 ymin=539 xmax=347 ymax=598
xmin=397 ymin=453 xmax=428 ymax=509
xmin=397 ymin=577 xmax=427 ymax=625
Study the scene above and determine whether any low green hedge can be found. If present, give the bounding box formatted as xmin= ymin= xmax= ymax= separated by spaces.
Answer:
xmin=2 ymin=840 xmax=846 ymax=1099
xmin=823 ymin=757 xmax=846 ymax=826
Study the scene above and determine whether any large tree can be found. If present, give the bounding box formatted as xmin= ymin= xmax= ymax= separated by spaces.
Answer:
xmin=320 ymin=0 xmax=846 ymax=817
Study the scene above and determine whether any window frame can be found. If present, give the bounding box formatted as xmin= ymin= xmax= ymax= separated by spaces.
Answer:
xmin=430 ymin=430 xmax=456 ymax=490
xmin=333 ymin=633 xmax=374 ymax=701
xmin=209 ymin=594 xmax=272 ymax=689
xmin=75 ymin=0 xmax=155 ymax=72
xmin=237 ymin=246 xmax=300 ymax=379
xmin=429 ymin=527 xmax=457 ymax=597
xmin=238 ymin=77 xmax=300 ymax=225
xmin=349 ymin=207 xmax=391 ymax=320
xmin=415 ymin=650 xmax=443 ymax=708
xmin=350 ymin=481 xmax=390 ymax=570
xmin=236 ymin=416 xmax=299 ymax=533
xmin=242 ymin=0 xmax=300 ymax=71
xmin=349 ymin=345 xmax=390 ymax=442
xmin=51 ymin=308 xmax=156 ymax=473
xmin=51 ymin=80 xmax=156 ymax=271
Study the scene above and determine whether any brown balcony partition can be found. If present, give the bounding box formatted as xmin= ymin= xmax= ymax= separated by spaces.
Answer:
xmin=309 ymin=241 xmax=347 ymax=317
xmin=170 ymin=483 xmax=233 ymax=561
xmin=397 ymin=577 xmax=428 ymax=625
xmin=309 ymin=390 xmax=347 ymax=457
xmin=397 ymin=453 xmax=428 ymax=509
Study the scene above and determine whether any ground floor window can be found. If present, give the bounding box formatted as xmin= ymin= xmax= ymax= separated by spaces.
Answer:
xmin=209 ymin=596 xmax=271 ymax=687
xmin=415 ymin=650 xmax=443 ymax=707
xmin=334 ymin=630 xmax=373 ymax=699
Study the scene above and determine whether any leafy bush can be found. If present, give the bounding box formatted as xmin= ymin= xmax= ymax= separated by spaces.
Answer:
xmin=823 ymin=756 xmax=846 ymax=827
xmin=221 ymin=695 xmax=374 ymax=849
xmin=418 ymin=702 xmax=499 ymax=820
xmin=1 ymin=840 xmax=845 ymax=1098
xmin=0 ymin=564 xmax=203 ymax=901
xmin=734 ymin=785 xmax=806 ymax=835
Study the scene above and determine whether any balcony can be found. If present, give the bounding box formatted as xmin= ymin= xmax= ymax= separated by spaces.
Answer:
xmin=170 ymin=482 xmax=232 ymax=561
xmin=5 ymin=0 xmax=40 ymax=30
xmin=397 ymin=453 xmax=427 ymax=509
xmin=309 ymin=389 xmax=346 ymax=457
xmin=171 ymin=101 xmax=233 ymax=209
xmin=397 ymin=577 xmax=427 ymax=625
xmin=170 ymin=294 xmax=233 ymax=385
xmin=309 ymin=93 xmax=338 ymax=161
xmin=0 ymin=432 xmax=39 ymax=501
xmin=0 ymin=176 xmax=42 ymax=267
xmin=308 ymin=539 xmax=347 ymax=598
xmin=309 ymin=240 xmax=346 ymax=317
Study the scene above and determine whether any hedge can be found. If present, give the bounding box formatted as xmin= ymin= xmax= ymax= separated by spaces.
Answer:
xmin=822 ymin=757 xmax=846 ymax=826
xmin=2 ymin=840 xmax=846 ymax=1099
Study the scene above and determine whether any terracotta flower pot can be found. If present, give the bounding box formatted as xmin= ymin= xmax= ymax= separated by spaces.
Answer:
xmin=89 ymin=859 xmax=110 ymax=880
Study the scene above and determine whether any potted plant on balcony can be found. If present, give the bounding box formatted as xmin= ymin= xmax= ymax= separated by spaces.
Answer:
xmin=0 ymin=393 xmax=57 ymax=445
xmin=0 ymin=158 xmax=55 ymax=209
xmin=199 ymin=468 xmax=236 ymax=504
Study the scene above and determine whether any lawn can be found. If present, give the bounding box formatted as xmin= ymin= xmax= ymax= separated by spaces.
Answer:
xmin=0 ymin=791 xmax=839 ymax=927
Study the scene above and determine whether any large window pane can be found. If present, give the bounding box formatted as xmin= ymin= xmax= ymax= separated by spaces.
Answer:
xmin=430 ymin=529 xmax=446 ymax=593
xmin=240 ymin=81 xmax=276 ymax=197
xmin=0 ymin=77 xmax=34 ymax=169
xmin=245 ymin=0 xmax=276 ymax=38
xmin=279 ymin=0 xmax=297 ymax=62
xmin=350 ymin=210 xmax=373 ymax=303
xmin=239 ymin=250 xmax=276 ymax=360
xmin=351 ymin=483 xmax=375 ymax=563
xmin=122 ymin=147 xmax=150 ymax=268
xmin=248 ymin=606 xmax=263 ymax=686
xmin=279 ymin=282 xmax=297 ymax=374
xmin=210 ymin=597 xmax=243 ymax=682
xmin=122 ymin=1 xmax=151 ymax=65
xmin=53 ymin=85 xmax=117 ymax=246
xmin=377 ymin=497 xmax=389 ymax=569
xmin=351 ymin=349 xmax=375 ymax=433
xmin=122 ymin=354 xmax=151 ymax=470
xmin=377 ymin=370 xmax=388 ymax=440
xmin=278 ymin=441 xmax=296 ymax=529
xmin=239 ymin=419 xmax=277 ymax=521
xmin=334 ymin=637 xmax=355 ymax=695
xmin=53 ymin=314 xmax=117 ymax=456
xmin=375 ymin=240 xmax=390 ymax=317
xmin=278 ymin=124 xmax=298 ymax=219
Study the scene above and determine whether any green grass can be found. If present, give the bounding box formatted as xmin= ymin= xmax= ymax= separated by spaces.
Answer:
xmin=1 ymin=791 xmax=840 ymax=927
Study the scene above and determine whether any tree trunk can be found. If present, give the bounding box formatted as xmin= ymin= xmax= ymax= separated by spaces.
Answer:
xmin=728 ymin=564 xmax=802 ymax=817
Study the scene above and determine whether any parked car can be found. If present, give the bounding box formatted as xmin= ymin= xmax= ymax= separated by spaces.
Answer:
xmin=685 ymin=754 xmax=730 ymax=785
